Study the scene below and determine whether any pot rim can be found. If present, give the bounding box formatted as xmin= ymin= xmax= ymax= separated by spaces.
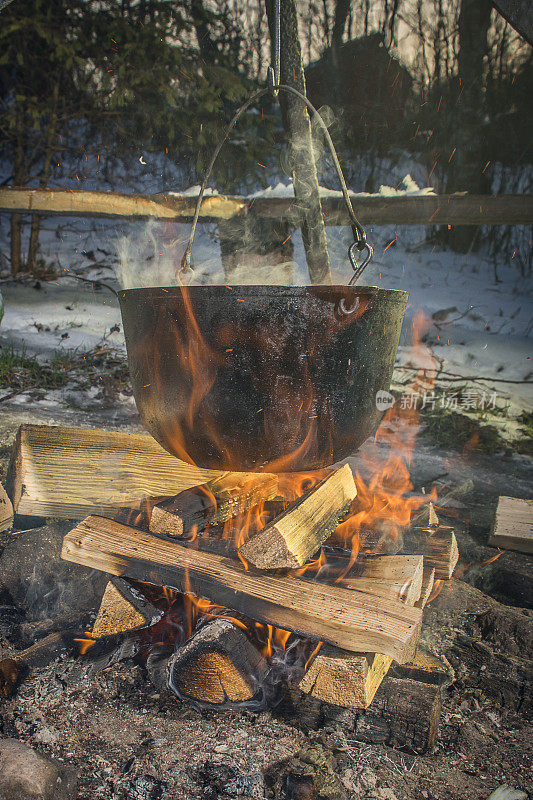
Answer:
xmin=118 ymin=284 xmax=409 ymax=304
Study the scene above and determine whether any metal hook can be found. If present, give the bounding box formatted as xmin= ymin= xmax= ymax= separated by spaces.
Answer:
xmin=348 ymin=241 xmax=374 ymax=286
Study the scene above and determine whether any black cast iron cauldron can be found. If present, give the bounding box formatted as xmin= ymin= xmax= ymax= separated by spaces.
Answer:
xmin=118 ymin=284 xmax=408 ymax=471
xmin=118 ymin=86 xmax=409 ymax=470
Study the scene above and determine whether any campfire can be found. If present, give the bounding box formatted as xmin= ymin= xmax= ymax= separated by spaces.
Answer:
xmin=2 ymin=300 xmax=461 ymax=754
xmin=1 ymin=301 xmax=531 ymax=797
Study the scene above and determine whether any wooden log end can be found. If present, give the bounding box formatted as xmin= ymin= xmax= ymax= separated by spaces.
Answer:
xmin=239 ymin=525 xmax=302 ymax=570
xmin=149 ymin=504 xmax=186 ymax=538
xmin=167 ymin=619 xmax=267 ymax=705
xmin=488 ymin=496 xmax=533 ymax=555
xmin=91 ymin=577 xmax=163 ymax=639
xmin=299 ymin=647 xmax=394 ymax=709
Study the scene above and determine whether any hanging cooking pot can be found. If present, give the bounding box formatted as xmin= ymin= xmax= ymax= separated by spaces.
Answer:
xmin=118 ymin=86 xmax=408 ymax=471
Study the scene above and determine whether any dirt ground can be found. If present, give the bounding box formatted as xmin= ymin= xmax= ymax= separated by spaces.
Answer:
xmin=0 ymin=409 xmax=532 ymax=800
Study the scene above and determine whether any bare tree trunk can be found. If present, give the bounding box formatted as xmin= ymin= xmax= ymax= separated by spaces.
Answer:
xmin=190 ymin=0 xmax=218 ymax=63
xmin=27 ymin=81 xmax=60 ymax=274
xmin=266 ymin=0 xmax=332 ymax=284
xmin=492 ymin=0 xmax=533 ymax=45
xmin=332 ymin=0 xmax=350 ymax=46
xmin=10 ymin=215 xmax=22 ymax=275
xmin=11 ymin=106 xmax=26 ymax=275
xmin=448 ymin=0 xmax=492 ymax=252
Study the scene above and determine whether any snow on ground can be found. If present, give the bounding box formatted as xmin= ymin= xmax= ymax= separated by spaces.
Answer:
xmin=0 ymin=169 xmax=531 ymax=438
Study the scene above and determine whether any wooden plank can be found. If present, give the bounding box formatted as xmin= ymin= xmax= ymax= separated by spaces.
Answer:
xmin=5 ymin=424 xmax=276 ymax=519
xmin=239 ymin=465 xmax=356 ymax=569
xmin=0 ymin=187 xmax=531 ymax=226
xmin=488 ymin=496 xmax=533 ymax=555
xmin=149 ymin=473 xmax=278 ymax=539
xmin=61 ymin=516 xmax=422 ymax=662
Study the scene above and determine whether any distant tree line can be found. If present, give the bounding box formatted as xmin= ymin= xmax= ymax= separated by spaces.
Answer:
xmin=0 ymin=0 xmax=531 ymax=273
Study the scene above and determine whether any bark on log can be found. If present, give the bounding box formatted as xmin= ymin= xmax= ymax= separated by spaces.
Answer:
xmin=61 ymin=516 xmax=422 ymax=661
xmin=291 ymin=675 xmax=442 ymax=754
xmin=239 ymin=465 xmax=356 ymax=569
xmin=167 ymin=618 xmax=268 ymax=706
xmin=149 ymin=473 xmax=278 ymax=539
xmin=1 ymin=187 xmax=531 ymax=226
xmin=352 ymin=676 xmax=441 ymax=754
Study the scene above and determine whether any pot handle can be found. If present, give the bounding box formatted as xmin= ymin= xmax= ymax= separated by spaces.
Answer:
xmin=178 ymin=85 xmax=373 ymax=294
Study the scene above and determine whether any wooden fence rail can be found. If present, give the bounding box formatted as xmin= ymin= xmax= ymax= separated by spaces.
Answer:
xmin=0 ymin=187 xmax=531 ymax=226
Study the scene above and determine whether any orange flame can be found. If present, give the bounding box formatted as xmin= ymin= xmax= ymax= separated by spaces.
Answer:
xmin=74 ymin=632 xmax=97 ymax=655
xmin=329 ymin=311 xmax=438 ymax=575
xmin=116 ymin=296 xmax=442 ymax=675
xmin=427 ymin=579 xmax=444 ymax=603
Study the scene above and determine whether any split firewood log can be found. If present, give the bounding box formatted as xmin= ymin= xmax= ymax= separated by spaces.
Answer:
xmin=62 ymin=516 xmax=422 ymax=662
xmin=338 ymin=554 xmax=424 ymax=605
xmin=298 ymin=555 xmax=425 ymax=709
xmin=488 ymin=495 xmax=533 ymax=555
xmin=167 ymin=618 xmax=268 ymax=706
xmin=401 ymin=526 xmax=459 ymax=579
xmin=352 ymin=675 xmax=442 ymax=754
xmin=5 ymin=424 xmax=275 ymax=519
xmin=239 ymin=464 xmax=357 ymax=569
xmin=149 ymin=473 xmax=278 ymax=539
xmin=289 ymin=674 xmax=442 ymax=754
xmin=91 ymin=577 xmax=163 ymax=639
xmin=0 ymin=483 xmax=13 ymax=533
